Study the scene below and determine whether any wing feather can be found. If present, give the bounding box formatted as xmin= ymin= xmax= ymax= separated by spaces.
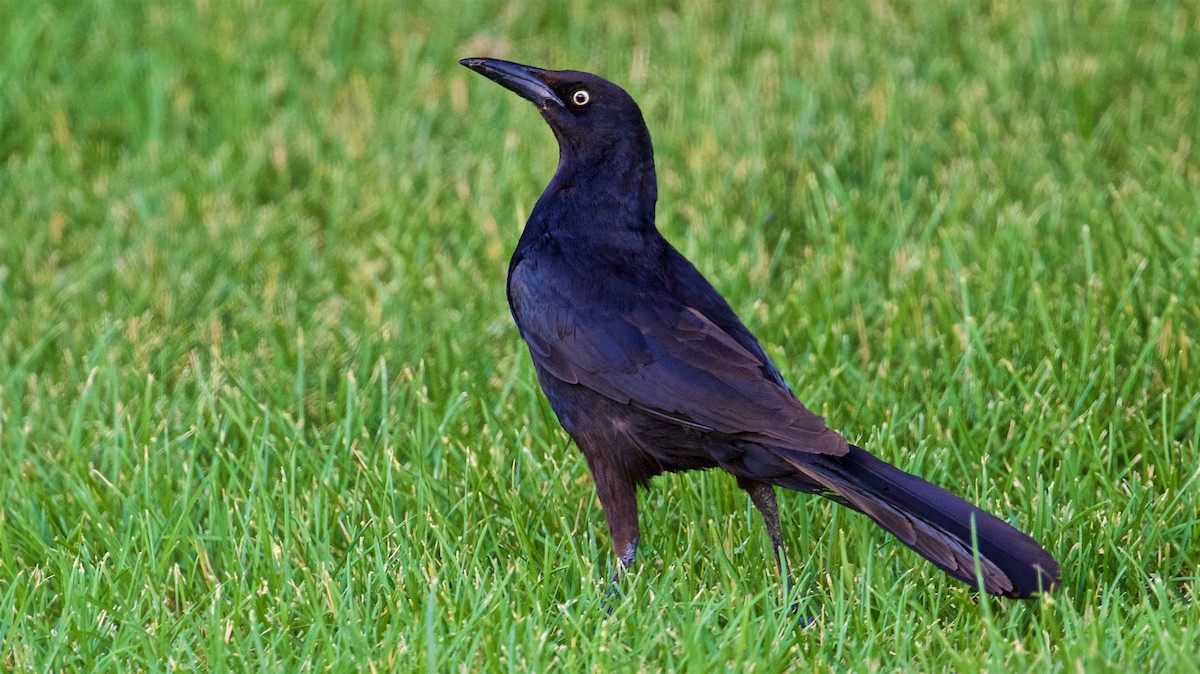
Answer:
xmin=510 ymin=257 xmax=847 ymax=457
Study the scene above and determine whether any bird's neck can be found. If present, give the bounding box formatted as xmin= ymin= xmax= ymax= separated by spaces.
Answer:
xmin=530 ymin=139 xmax=659 ymax=239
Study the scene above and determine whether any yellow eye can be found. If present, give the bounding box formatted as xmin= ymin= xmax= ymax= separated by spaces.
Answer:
xmin=572 ymin=89 xmax=590 ymax=106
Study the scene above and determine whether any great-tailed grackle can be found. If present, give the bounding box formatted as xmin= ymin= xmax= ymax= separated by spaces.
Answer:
xmin=460 ymin=57 xmax=1060 ymax=600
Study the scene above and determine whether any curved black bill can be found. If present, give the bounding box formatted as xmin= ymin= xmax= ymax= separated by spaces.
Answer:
xmin=459 ymin=57 xmax=564 ymax=108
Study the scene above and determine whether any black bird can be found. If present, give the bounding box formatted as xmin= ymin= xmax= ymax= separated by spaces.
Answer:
xmin=460 ymin=57 xmax=1060 ymax=600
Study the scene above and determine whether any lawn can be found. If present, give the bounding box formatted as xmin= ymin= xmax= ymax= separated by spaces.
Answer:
xmin=1 ymin=0 xmax=1198 ymax=671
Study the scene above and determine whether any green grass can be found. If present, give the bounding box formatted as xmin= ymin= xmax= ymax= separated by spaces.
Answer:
xmin=1 ymin=0 xmax=1198 ymax=670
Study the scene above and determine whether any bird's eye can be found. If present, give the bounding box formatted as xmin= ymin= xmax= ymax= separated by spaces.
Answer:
xmin=571 ymin=89 xmax=590 ymax=106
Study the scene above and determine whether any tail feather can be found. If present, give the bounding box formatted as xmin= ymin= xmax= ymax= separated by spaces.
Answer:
xmin=780 ymin=444 xmax=1059 ymax=599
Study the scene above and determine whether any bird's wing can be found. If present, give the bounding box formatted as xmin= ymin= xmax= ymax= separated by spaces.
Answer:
xmin=509 ymin=258 xmax=848 ymax=456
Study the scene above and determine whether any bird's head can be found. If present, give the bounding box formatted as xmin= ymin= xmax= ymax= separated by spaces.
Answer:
xmin=459 ymin=58 xmax=652 ymax=164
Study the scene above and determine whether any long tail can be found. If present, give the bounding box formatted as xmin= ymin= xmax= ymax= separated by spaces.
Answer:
xmin=781 ymin=444 xmax=1059 ymax=598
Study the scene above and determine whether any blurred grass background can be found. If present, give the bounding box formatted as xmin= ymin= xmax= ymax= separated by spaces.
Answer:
xmin=1 ymin=0 xmax=1198 ymax=671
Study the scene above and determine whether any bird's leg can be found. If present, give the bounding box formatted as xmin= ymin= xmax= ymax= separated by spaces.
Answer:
xmin=590 ymin=467 xmax=641 ymax=601
xmin=736 ymin=477 xmax=794 ymax=593
xmin=612 ymin=535 xmax=640 ymax=583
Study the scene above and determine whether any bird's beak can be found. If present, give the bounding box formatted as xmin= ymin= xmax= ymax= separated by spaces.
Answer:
xmin=459 ymin=57 xmax=564 ymax=109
